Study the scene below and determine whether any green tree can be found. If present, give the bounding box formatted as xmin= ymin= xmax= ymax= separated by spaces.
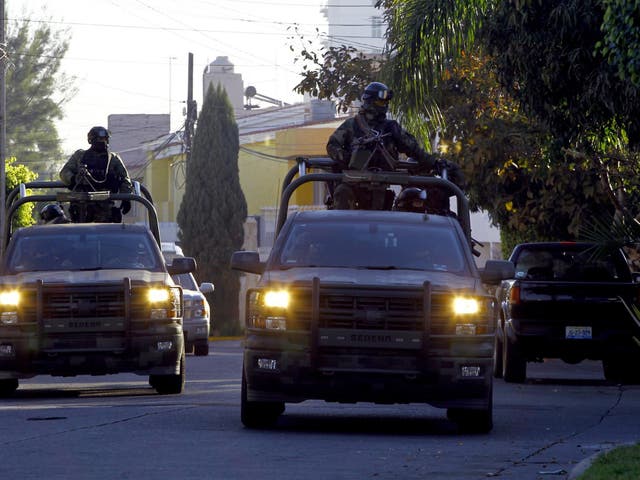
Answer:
xmin=177 ymin=84 xmax=247 ymax=335
xmin=292 ymin=0 xmax=640 ymax=250
xmin=5 ymin=158 xmax=38 ymax=227
xmin=6 ymin=15 xmax=75 ymax=177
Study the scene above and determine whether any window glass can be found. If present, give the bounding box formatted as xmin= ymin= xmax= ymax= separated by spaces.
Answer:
xmin=171 ymin=272 xmax=198 ymax=290
xmin=7 ymin=232 xmax=160 ymax=272
xmin=278 ymin=221 xmax=468 ymax=273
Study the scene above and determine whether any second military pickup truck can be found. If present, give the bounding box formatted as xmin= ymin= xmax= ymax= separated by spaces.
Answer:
xmin=231 ymin=159 xmax=514 ymax=433
xmin=494 ymin=241 xmax=640 ymax=383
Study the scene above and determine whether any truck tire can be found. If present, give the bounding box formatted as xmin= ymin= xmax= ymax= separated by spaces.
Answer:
xmin=603 ymin=356 xmax=640 ymax=384
xmin=0 ymin=378 xmax=19 ymax=397
xmin=194 ymin=342 xmax=209 ymax=357
xmin=493 ymin=328 xmax=504 ymax=378
xmin=503 ymin=335 xmax=526 ymax=383
xmin=150 ymin=349 xmax=186 ymax=395
xmin=241 ymin=369 xmax=284 ymax=428
xmin=447 ymin=391 xmax=493 ymax=433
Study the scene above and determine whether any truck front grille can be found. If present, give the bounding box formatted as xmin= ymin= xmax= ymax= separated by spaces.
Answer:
xmin=287 ymin=286 xmax=452 ymax=334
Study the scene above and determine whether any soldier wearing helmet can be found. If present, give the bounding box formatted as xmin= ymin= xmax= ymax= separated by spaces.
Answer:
xmin=59 ymin=126 xmax=134 ymax=222
xmin=39 ymin=204 xmax=70 ymax=224
xmin=326 ymin=82 xmax=463 ymax=210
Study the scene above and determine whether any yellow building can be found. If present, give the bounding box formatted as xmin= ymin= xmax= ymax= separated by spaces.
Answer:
xmin=141 ymin=114 xmax=343 ymax=244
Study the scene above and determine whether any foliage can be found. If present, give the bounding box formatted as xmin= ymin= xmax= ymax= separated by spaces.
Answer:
xmin=289 ymin=26 xmax=382 ymax=113
xmin=577 ymin=443 xmax=640 ymax=479
xmin=599 ymin=0 xmax=640 ymax=87
xmin=5 ymin=16 xmax=76 ymax=177
xmin=177 ymin=84 xmax=247 ymax=335
xmin=4 ymin=158 xmax=38 ymax=228
xmin=289 ymin=0 xmax=640 ymax=246
xmin=381 ymin=0 xmax=491 ymax=137
xmin=484 ymin=0 xmax=640 ymax=150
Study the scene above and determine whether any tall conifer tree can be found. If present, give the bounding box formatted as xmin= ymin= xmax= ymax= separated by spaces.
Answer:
xmin=177 ymin=84 xmax=247 ymax=334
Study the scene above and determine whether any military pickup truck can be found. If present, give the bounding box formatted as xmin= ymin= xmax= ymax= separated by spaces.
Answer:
xmin=231 ymin=158 xmax=514 ymax=433
xmin=494 ymin=241 xmax=640 ymax=383
xmin=0 ymin=181 xmax=195 ymax=396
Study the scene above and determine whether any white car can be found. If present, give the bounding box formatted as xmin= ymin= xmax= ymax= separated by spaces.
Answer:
xmin=162 ymin=243 xmax=214 ymax=356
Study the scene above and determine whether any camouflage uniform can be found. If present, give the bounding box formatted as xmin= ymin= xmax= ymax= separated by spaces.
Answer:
xmin=60 ymin=148 xmax=134 ymax=223
xmin=326 ymin=111 xmax=437 ymax=209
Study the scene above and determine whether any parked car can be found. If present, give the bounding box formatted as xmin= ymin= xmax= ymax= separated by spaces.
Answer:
xmin=495 ymin=241 xmax=640 ymax=383
xmin=162 ymin=243 xmax=214 ymax=356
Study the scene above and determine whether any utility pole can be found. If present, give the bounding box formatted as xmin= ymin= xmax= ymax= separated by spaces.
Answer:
xmin=185 ymin=52 xmax=196 ymax=163
xmin=0 ymin=0 xmax=7 ymax=254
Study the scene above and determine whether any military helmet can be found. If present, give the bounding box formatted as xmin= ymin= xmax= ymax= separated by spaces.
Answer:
xmin=393 ymin=187 xmax=427 ymax=213
xmin=87 ymin=126 xmax=110 ymax=145
xmin=362 ymin=82 xmax=393 ymax=106
xmin=40 ymin=204 xmax=66 ymax=222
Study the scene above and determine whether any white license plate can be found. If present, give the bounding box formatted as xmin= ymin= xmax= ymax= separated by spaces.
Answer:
xmin=565 ymin=326 xmax=592 ymax=339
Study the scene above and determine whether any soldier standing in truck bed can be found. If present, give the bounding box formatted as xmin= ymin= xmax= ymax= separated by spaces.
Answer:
xmin=60 ymin=126 xmax=134 ymax=222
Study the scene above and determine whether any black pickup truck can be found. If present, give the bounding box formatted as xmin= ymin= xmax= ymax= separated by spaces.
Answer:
xmin=494 ymin=242 xmax=640 ymax=383
xmin=231 ymin=158 xmax=514 ymax=433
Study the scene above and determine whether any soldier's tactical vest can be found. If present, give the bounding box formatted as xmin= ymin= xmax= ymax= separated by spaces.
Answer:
xmin=348 ymin=116 xmax=398 ymax=171
xmin=79 ymin=150 xmax=121 ymax=192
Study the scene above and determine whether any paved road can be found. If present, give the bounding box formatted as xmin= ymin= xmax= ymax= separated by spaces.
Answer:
xmin=0 ymin=340 xmax=638 ymax=479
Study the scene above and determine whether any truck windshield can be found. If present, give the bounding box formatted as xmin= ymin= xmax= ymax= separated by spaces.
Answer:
xmin=6 ymin=232 xmax=161 ymax=273
xmin=278 ymin=221 xmax=468 ymax=273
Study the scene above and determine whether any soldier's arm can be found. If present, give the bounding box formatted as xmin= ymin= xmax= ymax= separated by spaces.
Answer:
xmin=326 ymin=120 xmax=353 ymax=169
xmin=111 ymin=153 xmax=134 ymax=193
xmin=392 ymin=122 xmax=436 ymax=171
xmin=59 ymin=150 xmax=84 ymax=187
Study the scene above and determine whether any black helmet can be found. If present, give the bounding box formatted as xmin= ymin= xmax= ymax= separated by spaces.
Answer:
xmin=361 ymin=82 xmax=393 ymax=121
xmin=40 ymin=204 xmax=66 ymax=222
xmin=393 ymin=187 xmax=427 ymax=213
xmin=87 ymin=126 xmax=110 ymax=145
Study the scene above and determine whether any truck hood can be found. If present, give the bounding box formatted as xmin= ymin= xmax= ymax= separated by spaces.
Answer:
xmin=0 ymin=270 xmax=172 ymax=285
xmin=259 ymin=267 xmax=478 ymax=291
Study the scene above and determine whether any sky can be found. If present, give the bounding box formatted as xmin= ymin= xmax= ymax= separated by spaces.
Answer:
xmin=7 ymin=0 xmax=329 ymax=155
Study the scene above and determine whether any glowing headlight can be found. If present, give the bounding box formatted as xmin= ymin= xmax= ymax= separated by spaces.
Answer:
xmin=453 ymin=297 xmax=479 ymax=315
xmin=264 ymin=290 xmax=290 ymax=309
xmin=148 ymin=288 xmax=170 ymax=303
xmin=0 ymin=291 xmax=20 ymax=307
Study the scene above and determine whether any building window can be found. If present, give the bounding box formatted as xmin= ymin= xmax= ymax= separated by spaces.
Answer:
xmin=371 ymin=16 xmax=383 ymax=38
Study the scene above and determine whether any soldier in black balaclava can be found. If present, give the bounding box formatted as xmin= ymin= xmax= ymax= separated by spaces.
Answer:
xmin=326 ymin=82 xmax=463 ymax=210
xmin=60 ymin=126 xmax=134 ymax=222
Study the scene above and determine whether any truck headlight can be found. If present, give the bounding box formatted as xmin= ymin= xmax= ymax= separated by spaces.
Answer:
xmin=148 ymin=288 xmax=170 ymax=303
xmin=452 ymin=296 xmax=479 ymax=315
xmin=0 ymin=290 xmax=20 ymax=307
xmin=247 ymin=289 xmax=289 ymax=330
xmin=148 ymin=287 xmax=181 ymax=319
xmin=264 ymin=290 xmax=290 ymax=308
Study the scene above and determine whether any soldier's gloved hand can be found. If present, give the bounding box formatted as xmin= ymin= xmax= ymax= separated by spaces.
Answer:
xmin=120 ymin=200 xmax=131 ymax=215
xmin=435 ymin=159 xmax=465 ymax=188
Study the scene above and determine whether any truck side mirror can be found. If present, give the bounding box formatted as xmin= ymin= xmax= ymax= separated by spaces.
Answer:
xmin=481 ymin=260 xmax=515 ymax=285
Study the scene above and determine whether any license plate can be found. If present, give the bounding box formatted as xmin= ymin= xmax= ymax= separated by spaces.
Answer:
xmin=566 ymin=326 xmax=592 ymax=339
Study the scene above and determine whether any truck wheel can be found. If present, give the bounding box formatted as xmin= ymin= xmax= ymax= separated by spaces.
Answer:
xmin=493 ymin=329 xmax=504 ymax=379
xmin=503 ymin=336 xmax=526 ymax=383
xmin=241 ymin=370 xmax=284 ymax=428
xmin=0 ymin=378 xmax=19 ymax=397
xmin=194 ymin=342 xmax=209 ymax=357
xmin=150 ymin=349 xmax=186 ymax=395
xmin=447 ymin=408 xmax=493 ymax=434
xmin=603 ymin=356 xmax=640 ymax=384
